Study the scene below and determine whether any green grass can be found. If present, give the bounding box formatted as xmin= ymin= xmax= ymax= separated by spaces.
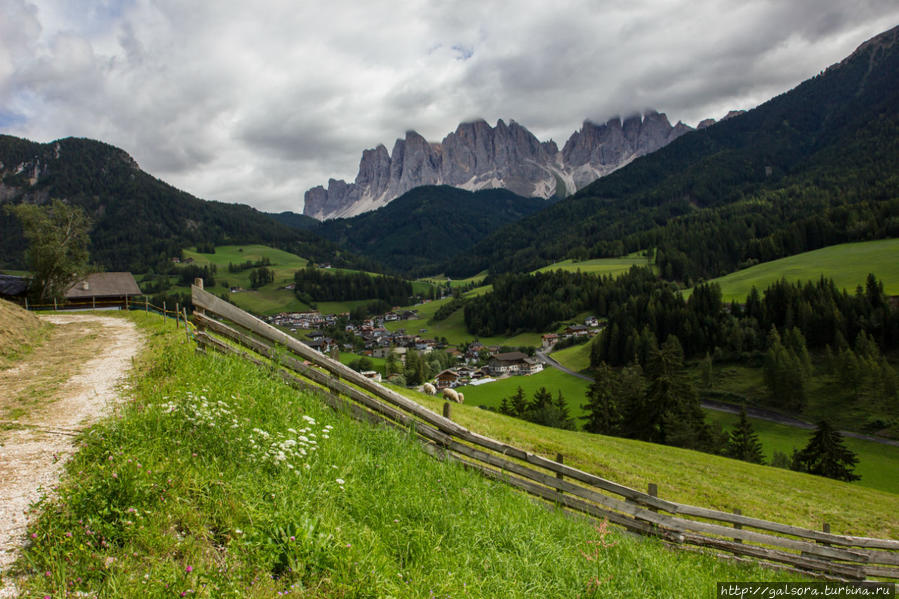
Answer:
xmin=550 ymin=342 xmax=593 ymax=373
xmin=12 ymin=313 xmax=812 ymax=597
xmin=695 ymin=238 xmax=899 ymax=301
xmin=705 ymin=410 xmax=899 ymax=495
xmin=383 ymin=296 xmax=542 ymax=346
xmin=535 ymin=254 xmax=651 ymax=276
xmin=459 ymin=367 xmax=592 ymax=418
xmin=407 ymin=388 xmax=899 ymax=540
xmin=419 ymin=271 xmax=489 ymax=287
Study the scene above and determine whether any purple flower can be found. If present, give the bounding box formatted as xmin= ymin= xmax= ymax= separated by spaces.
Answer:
xmin=185 ymin=565 xmax=193 ymax=573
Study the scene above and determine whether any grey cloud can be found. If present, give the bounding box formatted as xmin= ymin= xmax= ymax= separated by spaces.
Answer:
xmin=1 ymin=0 xmax=898 ymax=212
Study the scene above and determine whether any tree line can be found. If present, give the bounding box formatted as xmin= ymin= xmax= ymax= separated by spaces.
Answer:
xmin=293 ymin=267 xmax=412 ymax=305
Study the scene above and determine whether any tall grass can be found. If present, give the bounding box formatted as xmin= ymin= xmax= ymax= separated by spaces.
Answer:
xmin=13 ymin=314 xmax=811 ymax=597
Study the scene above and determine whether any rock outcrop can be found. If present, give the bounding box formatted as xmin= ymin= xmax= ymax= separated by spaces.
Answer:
xmin=304 ymin=111 xmax=694 ymax=220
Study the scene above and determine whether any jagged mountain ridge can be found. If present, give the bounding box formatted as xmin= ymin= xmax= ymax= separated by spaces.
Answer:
xmin=303 ymin=110 xmax=693 ymax=220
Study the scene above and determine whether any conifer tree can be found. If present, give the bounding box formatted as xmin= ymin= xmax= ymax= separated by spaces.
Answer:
xmin=725 ymin=408 xmax=765 ymax=464
xmin=510 ymin=386 xmax=528 ymax=417
xmin=582 ymin=362 xmax=622 ymax=435
xmin=792 ymin=421 xmax=860 ymax=482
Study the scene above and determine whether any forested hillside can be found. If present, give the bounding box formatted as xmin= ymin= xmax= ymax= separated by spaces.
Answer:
xmin=446 ymin=25 xmax=899 ymax=281
xmin=315 ymin=186 xmax=547 ymax=276
xmin=0 ymin=136 xmax=365 ymax=273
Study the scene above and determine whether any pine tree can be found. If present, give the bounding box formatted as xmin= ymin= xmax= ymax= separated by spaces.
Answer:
xmin=792 ymin=421 xmax=860 ymax=482
xmin=725 ymin=408 xmax=764 ymax=464
xmin=582 ymin=362 xmax=621 ymax=435
xmin=510 ymin=386 xmax=528 ymax=417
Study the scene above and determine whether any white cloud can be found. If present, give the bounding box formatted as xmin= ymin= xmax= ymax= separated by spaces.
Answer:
xmin=1 ymin=0 xmax=898 ymax=212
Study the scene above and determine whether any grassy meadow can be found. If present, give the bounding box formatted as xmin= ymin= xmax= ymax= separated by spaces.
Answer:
xmin=459 ymin=367 xmax=592 ymax=417
xmin=705 ymin=410 xmax=899 ymax=495
xmin=407 ymin=387 xmax=899 ymax=540
xmin=383 ymin=295 xmax=543 ymax=347
xmin=550 ymin=341 xmax=593 ymax=373
xmin=695 ymin=238 xmax=899 ymax=301
xmin=10 ymin=313 xmax=816 ymax=597
xmin=535 ymin=254 xmax=652 ymax=276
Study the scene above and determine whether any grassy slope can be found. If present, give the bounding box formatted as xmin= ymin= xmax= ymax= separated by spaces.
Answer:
xmin=705 ymin=410 xmax=899 ymax=495
xmin=550 ymin=342 xmax=593 ymax=373
xmin=696 ymin=238 xmax=899 ymax=301
xmin=383 ymin=295 xmax=542 ymax=347
xmin=407 ymin=388 xmax=899 ymax=539
xmin=460 ymin=368 xmax=591 ymax=416
xmin=535 ymin=254 xmax=651 ymax=276
xmin=0 ymin=298 xmax=47 ymax=369
xmin=14 ymin=313 xmax=810 ymax=597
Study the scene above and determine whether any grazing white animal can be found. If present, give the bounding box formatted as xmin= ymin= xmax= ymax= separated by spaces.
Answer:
xmin=456 ymin=392 xmax=464 ymax=403
xmin=422 ymin=383 xmax=437 ymax=395
xmin=442 ymin=388 xmax=461 ymax=403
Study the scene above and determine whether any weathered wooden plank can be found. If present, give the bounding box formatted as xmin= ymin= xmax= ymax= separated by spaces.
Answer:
xmin=862 ymin=564 xmax=899 ymax=579
xmin=459 ymin=457 xmax=658 ymax=536
xmin=446 ymin=438 xmax=654 ymax=522
xmin=459 ymin=429 xmax=677 ymax=511
xmin=193 ymin=313 xmax=453 ymax=447
xmin=192 ymin=286 xmax=469 ymax=437
xmin=192 ymin=287 xmax=899 ymax=577
xmin=678 ymin=532 xmax=866 ymax=580
xmin=671 ymin=503 xmax=899 ymax=551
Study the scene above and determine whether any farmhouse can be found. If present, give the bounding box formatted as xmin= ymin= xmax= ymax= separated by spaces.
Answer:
xmin=65 ymin=272 xmax=142 ymax=309
xmin=0 ymin=274 xmax=28 ymax=303
xmin=435 ymin=368 xmax=461 ymax=389
xmin=488 ymin=351 xmax=543 ymax=376
xmin=563 ymin=324 xmax=590 ymax=338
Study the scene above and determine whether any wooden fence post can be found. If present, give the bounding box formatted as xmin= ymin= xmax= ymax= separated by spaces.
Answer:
xmin=183 ymin=308 xmax=190 ymax=341
xmin=25 ymin=298 xmax=28 ymax=310
xmin=443 ymin=401 xmax=452 ymax=420
xmin=92 ymin=296 xmax=95 ymax=309
xmin=556 ymin=453 xmax=564 ymax=480
xmin=163 ymin=301 xmax=167 ymax=324
xmin=734 ymin=508 xmax=743 ymax=543
xmin=145 ymin=297 xmax=149 ymax=313
xmin=175 ymin=302 xmax=180 ymax=328
xmin=54 ymin=298 xmax=57 ymax=311
xmin=647 ymin=483 xmax=659 ymax=513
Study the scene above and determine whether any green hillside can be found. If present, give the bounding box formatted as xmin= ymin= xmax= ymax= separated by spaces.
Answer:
xmin=697 ymin=238 xmax=899 ymax=301
xmin=706 ymin=410 xmax=899 ymax=495
xmin=15 ymin=314 xmax=814 ymax=597
xmin=317 ymin=185 xmax=547 ymax=276
xmin=447 ymin=25 xmax=899 ymax=281
xmin=409 ymin=388 xmax=899 ymax=539
xmin=0 ymin=136 xmax=354 ymax=274
xmin=535 ymin=254 xmax=651 ymax=276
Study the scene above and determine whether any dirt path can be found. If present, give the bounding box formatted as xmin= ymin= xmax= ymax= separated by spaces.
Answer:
xmin=0 ymin=314 xmax=143 ymax=598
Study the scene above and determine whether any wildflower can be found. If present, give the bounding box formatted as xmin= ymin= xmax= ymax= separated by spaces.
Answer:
xmin=185 ymin=565 xmax=193 ymax=573
xmin=335 ymin=478 xmax=345 ymax=485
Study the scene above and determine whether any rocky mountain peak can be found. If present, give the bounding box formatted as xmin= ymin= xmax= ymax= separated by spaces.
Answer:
xmin=303 ymin=110 xmax=695 ymax=220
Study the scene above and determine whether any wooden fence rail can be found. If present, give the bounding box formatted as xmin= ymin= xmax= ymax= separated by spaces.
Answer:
xmin=190 ymin=284 xmax=899 ymax=581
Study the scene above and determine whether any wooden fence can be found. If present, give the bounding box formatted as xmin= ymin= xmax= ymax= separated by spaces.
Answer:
xmin=190 ymin=284 xmax=899 ymax=582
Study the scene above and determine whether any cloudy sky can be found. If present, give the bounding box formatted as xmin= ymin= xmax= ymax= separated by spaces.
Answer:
xmin=2 ymin=1 xmax=898 ymax=213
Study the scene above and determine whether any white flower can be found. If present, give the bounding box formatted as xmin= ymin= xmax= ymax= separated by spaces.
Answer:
xmin=335 ymin=478 xmax=345 ymax=485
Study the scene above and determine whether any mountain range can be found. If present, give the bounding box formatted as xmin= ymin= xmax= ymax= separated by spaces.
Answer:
xmin=303 ymin=111 xmax=695 ymax=220
xmin=442 ymin=24 xmax=899 ymax=280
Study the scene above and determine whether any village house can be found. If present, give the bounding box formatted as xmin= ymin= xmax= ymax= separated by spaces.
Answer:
xmin=563 ymin=324 xmax=590 ymax=338
xmin=65 ymin=272 xmax=142 ymax=309
xmin=488 ymin=351 xmax=543 ymax=377
xmin=0 ymin=274 xmax=28 ymax=304
xmin=435 ymin=368 xmax=461 ymax=389
xmin=541 ymin=333 xmax=559 ymax=349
